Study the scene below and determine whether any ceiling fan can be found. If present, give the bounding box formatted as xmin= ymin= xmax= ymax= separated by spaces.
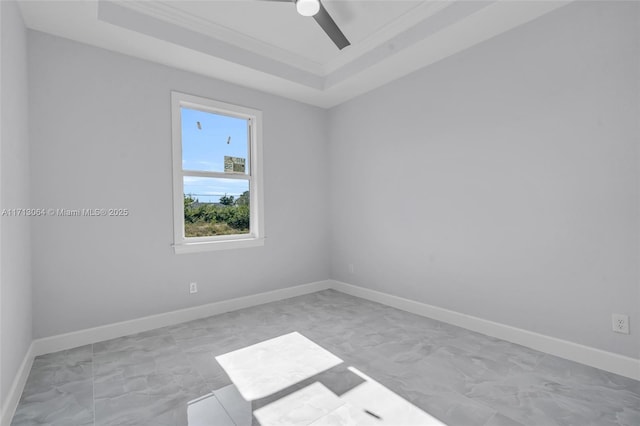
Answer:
xmin=264 ymin=0 xmax=350 ymax=50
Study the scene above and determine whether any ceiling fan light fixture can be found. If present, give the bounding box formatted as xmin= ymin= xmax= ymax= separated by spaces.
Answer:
xmin=296 ymin=0 xmax=320 ymax=17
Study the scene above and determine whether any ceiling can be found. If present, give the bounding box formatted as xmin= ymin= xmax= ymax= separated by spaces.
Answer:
xmin=19 ymin=0 xmax=570 ymax=108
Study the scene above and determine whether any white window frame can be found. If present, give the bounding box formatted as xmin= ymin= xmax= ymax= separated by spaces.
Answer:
xmin=171 ymin=91 xmax=264 ymax=254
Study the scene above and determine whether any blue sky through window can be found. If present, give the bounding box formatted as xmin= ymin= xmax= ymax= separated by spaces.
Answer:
xmin=182 ymin=107 xmax=249 ymax=203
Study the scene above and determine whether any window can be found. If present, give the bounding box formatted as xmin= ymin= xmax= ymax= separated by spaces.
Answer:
xmin=171 ymin=92 xmax=264 ymax=253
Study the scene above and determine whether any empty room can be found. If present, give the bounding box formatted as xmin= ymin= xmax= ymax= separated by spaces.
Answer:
xmin=1 ymin=0 xmax=638 ymax=425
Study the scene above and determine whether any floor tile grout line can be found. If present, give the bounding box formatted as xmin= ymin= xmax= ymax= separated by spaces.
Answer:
xmin=482 ymin=412 xmax=499 ymax=426
xmin=166 ymin=327 xmax=214 ymax=394
xmin=11 ymin=290 xmax=640 ymax=426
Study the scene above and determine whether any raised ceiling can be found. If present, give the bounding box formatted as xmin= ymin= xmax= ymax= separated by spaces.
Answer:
xmin=19 ymin=0 xmax=570 ymax=108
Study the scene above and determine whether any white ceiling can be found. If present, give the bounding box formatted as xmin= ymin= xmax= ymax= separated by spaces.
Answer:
xmin=19 ymin=0 xmax=571 ymax=108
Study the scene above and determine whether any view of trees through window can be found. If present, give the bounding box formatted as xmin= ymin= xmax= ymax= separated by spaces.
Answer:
xmin=180 ymin=105 xmax=252 ymax=238
xmin=184 ymin=191 xmax=250 ymax=237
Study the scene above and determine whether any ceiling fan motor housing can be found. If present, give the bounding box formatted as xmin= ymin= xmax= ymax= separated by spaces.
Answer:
xmin=296 ymin=0 xmax=320 ymax=17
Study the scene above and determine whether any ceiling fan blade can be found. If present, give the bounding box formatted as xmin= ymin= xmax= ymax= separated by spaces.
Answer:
xmin=313 ymin=2 xmax=350 ymax=50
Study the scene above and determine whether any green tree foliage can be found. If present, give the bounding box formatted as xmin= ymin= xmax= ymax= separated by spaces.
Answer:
xmin=183 ymin=193 xmax=250 ymax=237
xmin=219 ymin=194 xmax=235 ymax=206
xmin=184 ymin=194 xmax=197 ymax=209
xmin=236 ymin=191 xmax=250 ymax=206
xmin=227 ymin=204 xmax=250 ymax=229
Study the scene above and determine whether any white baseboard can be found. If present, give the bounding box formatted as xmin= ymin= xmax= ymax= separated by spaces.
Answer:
xmin=1 ymin=342 xmax=35 ymax=426
xmin=33 ymin=280 xmax=332 ymax=357
xmin=330 ymin=280 xmax=640 ymax=381
xmin=4 ymin=277 xmax=638 ymax=425
xmin=1 ymin=280 xmax=331 ymax=425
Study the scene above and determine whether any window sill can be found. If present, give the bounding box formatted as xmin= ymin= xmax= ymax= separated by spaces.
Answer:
xmin=173 ymin=237 xmax=264 ymax=254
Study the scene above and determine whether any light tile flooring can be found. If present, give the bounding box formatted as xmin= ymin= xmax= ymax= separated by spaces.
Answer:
xmin=11 ymin=290 xmax=640 ymax=426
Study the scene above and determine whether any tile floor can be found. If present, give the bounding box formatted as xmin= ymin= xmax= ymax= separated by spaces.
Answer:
xmin=11 ymin=290 xmax=640 ymax=426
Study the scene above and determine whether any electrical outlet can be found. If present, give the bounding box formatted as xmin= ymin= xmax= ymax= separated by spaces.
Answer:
xmin=612 ymin=314 xmax=629 ymax=334
xmin=189 ymin=282 xmax=198 ymax=294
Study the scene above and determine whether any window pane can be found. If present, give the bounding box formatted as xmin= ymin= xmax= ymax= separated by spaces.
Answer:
xmin=181 ymin=107 xmax=249 ymax=174
xmin=183 ymin=177 xmax=250 ymax=237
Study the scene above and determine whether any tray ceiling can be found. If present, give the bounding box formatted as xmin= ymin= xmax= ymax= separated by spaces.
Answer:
xmin=19 ymin=1 xmax=570 ymax=108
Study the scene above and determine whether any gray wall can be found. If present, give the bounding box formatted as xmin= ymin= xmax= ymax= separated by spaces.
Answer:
xmin=1 ymin=0 xmax=32 ymax=409
xmin=29 ymin=32 xmax=330 ymax=338
xmin=328 ymin=1 xmax=640 ymax=358
xmin=14 ymin=0 xmax=640 ymax=363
